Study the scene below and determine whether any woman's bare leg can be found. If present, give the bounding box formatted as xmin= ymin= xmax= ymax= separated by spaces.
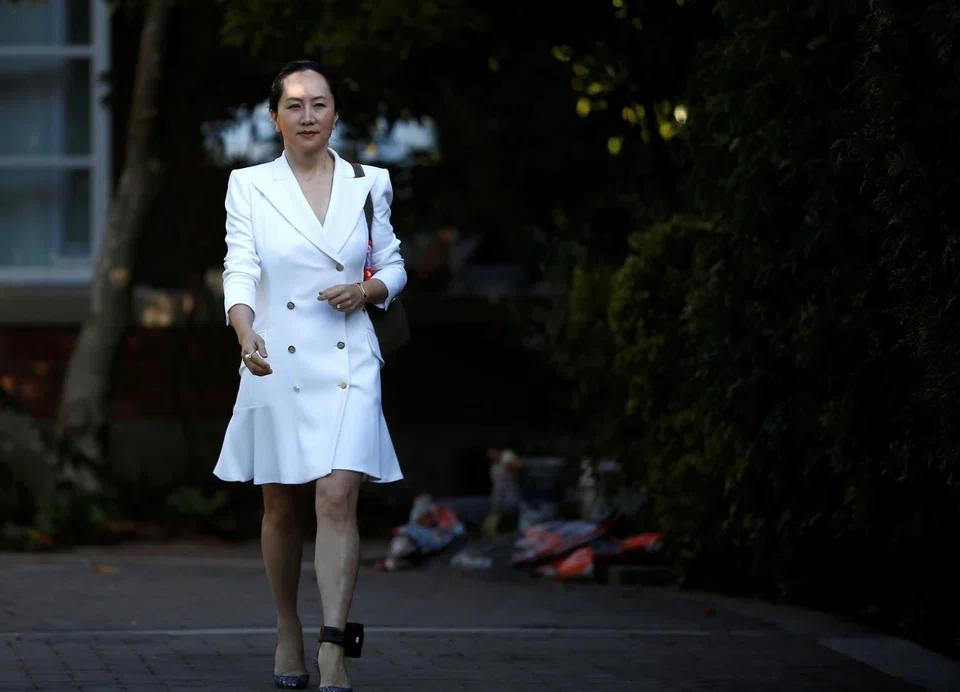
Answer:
xmin=262 ymin=483 xmax=307 ymax=677
xmin=314 ymin=470 xmax=363 ymax=688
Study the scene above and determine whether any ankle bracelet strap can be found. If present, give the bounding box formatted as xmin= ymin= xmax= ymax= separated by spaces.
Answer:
xmin=319 ymin=625 xmax=346 ymax=646
xmin=318 ymin=623 xmax=365 ymax=658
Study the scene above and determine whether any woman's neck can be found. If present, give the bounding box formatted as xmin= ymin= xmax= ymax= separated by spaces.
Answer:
xmin=285 ymin=146 xmax=334 ymax=179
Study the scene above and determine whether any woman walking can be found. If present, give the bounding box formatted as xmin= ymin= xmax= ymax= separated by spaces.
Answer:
xmin=213 ymin=60 xmax=406 ymax=691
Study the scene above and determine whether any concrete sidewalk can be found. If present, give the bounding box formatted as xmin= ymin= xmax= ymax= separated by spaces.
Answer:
xmin=0 ymin=542 xmax=956 ymax=691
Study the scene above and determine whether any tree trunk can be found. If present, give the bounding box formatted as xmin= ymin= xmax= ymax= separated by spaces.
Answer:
xmin=56 ymin=1 xmax=170 ymax=470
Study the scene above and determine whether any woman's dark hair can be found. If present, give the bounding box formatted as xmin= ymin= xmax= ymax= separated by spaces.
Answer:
xmin=268 ymin=60 xmax=340 ymax=113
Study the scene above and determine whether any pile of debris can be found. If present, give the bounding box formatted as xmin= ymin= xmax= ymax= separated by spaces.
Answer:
xmin=379 ymin=494 xmax=467 ymax=572
xmin=375 ymin=449 xmax=666 ymax=583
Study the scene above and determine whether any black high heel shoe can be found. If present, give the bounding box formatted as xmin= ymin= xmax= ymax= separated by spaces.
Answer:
xmin=315 ymin=622 xmax=364 ymax=692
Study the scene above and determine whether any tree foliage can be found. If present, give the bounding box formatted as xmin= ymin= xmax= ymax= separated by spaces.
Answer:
xmin=594 ymin=0 xmax=960 ymax=651
xmin=212 ymin=1 xmax=710 ymax=260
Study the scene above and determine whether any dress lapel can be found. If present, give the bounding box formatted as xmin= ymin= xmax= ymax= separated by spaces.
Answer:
xmin=249 ymin=152 xmax=341 ymax=261
xmin=325 ymin=150 xmax=375 ymax=254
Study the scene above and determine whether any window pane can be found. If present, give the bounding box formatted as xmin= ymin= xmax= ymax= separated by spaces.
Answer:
xmin=61 ymin=168 xmax=92 ymax=257
xmin=0 ymin=0 xmax=91 ymax=46
xmin=0 ymin=167 xmax=91 ymax=267
xmin=0 ymin=56 xmax=91 ymax=156
xmin=66 ymin=0 xmax=91 ymax=45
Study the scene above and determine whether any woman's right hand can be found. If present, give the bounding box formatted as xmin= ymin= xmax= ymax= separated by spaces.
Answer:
xmin=239 ymin=330 xmax=272 ymax=376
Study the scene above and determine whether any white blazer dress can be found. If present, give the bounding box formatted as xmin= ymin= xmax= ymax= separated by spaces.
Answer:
xmin=213 ymin=149 xmax=405 ymax=485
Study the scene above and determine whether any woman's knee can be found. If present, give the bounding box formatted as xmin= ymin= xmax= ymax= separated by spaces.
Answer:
xmin=262 ymin=485 xmax=303 ymax=530
xmin=315 ymin=472 xmax=361 ymax=523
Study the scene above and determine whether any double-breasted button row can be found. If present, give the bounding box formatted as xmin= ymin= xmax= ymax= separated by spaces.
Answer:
xmin=290 ymin=344 xmax=345 ymax=353
xmin=294 ymin=383 xmax=346 ymax=392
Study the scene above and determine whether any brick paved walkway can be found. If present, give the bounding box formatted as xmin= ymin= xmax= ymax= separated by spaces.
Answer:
xmin=0 ymin=544 xmax=932 ymax=691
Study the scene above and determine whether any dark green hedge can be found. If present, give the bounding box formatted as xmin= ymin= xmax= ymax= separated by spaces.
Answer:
xmin=576 ymin=0 xmax=960 ymax=653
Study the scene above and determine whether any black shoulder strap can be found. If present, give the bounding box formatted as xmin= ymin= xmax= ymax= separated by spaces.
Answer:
xmin=350 ymin=161 xmax=375 ymax=242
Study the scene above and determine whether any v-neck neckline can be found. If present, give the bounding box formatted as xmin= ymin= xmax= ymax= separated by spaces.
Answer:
xmin=290 ymin=153 xmax=338 ymax=230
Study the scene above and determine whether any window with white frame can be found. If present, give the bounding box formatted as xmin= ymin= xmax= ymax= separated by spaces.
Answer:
xmin=0 ymin=0 xmax=110 ymax=282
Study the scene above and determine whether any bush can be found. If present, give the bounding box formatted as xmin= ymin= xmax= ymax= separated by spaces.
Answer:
xmin=599 ymin=0 xmax=960 ymax=654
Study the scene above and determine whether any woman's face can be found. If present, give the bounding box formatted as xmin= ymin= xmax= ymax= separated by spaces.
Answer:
xmin=272 ymin=70 xmax=337 ymax=155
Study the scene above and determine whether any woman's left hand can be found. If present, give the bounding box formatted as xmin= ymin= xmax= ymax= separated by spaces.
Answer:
xmin=318 ymin=283 xmax=364 ymax=313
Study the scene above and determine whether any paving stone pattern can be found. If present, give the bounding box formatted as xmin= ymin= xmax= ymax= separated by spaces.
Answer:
xmin=0 ymin=549 xmax=925 ymax=691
